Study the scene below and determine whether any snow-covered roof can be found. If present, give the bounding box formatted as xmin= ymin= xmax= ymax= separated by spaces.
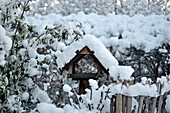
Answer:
xmin=57 ymin=34 xmax=118 ymax=70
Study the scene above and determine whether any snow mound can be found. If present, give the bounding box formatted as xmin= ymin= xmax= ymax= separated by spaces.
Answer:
xmin=57 ymin=34 xmax=118 ymax=69
xmin=37 ymin=102 xmax=64 ymax=113
xmin=0 ymin=25 xmax=12 ymax=67
xmin=109 ymin=66 xmax=134 ymax=80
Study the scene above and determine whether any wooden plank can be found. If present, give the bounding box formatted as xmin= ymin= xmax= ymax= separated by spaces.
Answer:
xmin=157 ymin=95 xmax=163 ymax=113
xmin=126 ymin=96 xmax=132 ymax=113
xmin=138 ymin=96 xmax=144 ymax=113
xmin=62 ymin=54 xmax=85 ymax=70
xmin=157 ymin=83 xmax=164 ymax=113
xmin=163 ymin=92 xmax=168 ymax=113
xmin=79 ymin=80 xmax=84 ymax=94
xmin=144 ymin=96 xmax=150 ymax=113
xmin=151 ymin=97 xmax=157 ymax=113
xmin=70 ymin=73 xmax=97 ymax=80
xmin=116 ymin=94 xmax=122 ymax=113
xmin=122 ymin=95 xmax=126 ymax=113
xmin=68 ymin=65 xmax=73 ymax=74
xmin=110 ymin=96 xmax=114 ymax=113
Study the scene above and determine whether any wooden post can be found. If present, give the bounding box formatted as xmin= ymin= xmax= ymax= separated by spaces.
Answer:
xmin=122 ymin=95 xmax=126 ymax=113
xmin=126 ymin=79 xmax=133 ymax=113
xmin=138 ymin=96 xmax=144 ymax=113
xmin=157 ymin=84 xmax=164 ymax=113
xmin=126 ymin=96 xmax=132 ymax=113
xmin=122 ymin=80 xmax=127 ymax=113
xmin=151 ymin=97 xmax=157 ymax=113
xmin=116 ymin=94 xmax=122 ymax=113
xmin=163 ymin=92 xmax=168 ymax=113
xmin=144 ymin=96 xmax=150 ymax=113
xmin=110 ymin=96 xmax=114 ymax=113
xmin=79 ymin=80 xmax=84 ymax=94
xmin=157 ymin=95 xmax=163 ymax=113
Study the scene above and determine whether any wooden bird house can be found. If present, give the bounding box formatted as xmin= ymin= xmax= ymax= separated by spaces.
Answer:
xmin=57 ymin=35 xmax=118 ymax=94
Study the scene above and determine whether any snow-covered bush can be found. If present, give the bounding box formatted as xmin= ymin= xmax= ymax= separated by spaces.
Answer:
xmin=28 ymin=0 xmax=170 ymax=16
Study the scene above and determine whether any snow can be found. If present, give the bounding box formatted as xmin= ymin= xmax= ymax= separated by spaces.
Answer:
xmin=21 ymin=92 xmax=29 ymax=101
xmin=63 ymin=84 xmax=72 ymax=92
xmin=89 ymin=79 xmax=98 ymax=90
xmin=33 ymin=86 xmax=52 ymax=103
xmin=25 ymin=13 xmax=170 ymax=53
xmin=165 ymin=95 xmax=170 ymax=112
xmin=63 ymin=84 xmax=73 ymax=96
xmin=57 ymin=34 xmax=118 ymax=69
xmin=0 ymin=25 xmax=12 ymax=67
xmin=109 ymin=66 xmax=134 ymax=80
xmin=37 ymin=102 xmax=64 ymax=113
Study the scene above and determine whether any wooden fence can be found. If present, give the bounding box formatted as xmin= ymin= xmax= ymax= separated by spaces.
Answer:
xmin=110 ymin=78 xmax=170 ymax=113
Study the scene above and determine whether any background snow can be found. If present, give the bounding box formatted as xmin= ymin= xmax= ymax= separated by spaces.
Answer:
xmin=25 ymin=13 xmax=170 ymax=53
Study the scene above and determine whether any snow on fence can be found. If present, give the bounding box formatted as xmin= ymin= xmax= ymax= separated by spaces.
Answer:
xmin=109 ymin=76 xmax=170 ymax=113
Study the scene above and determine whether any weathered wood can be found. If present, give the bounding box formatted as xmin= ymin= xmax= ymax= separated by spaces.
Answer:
xmin=116 ymin=94 xmax=122 ymax=113
xmin=78 ymin=46 xmax=94 ymax=55
xmin=151 ymin=97 xmax=157 ymax=113
xmin=163 ymin=92 xmax=168 ymax=113
xmin=126 ymin=96 xmax=132 ymax=113
xmin=144 ymin=96 xmax=150 ymax=113
xmin=157 ymin=95 xmax=163 ymax=113
xmin=122 ymin=95 xmax=126 ymax=113
xmin=68 ymin=65 xmax=73 ymax=74
xmin=157 ymin=83 xmax=164 ymax=113
xmin=90 ymin=55 xmax=109 ymax=75
xmin=138 ymin=96 xmax=144 ymax=113
xmin=62 ymin=54 xmax=85 ymax=70
xmin=79 ymin=80 xmax=84 ymax=94
xmin=110 ymin=96 xmax=114 ymax=113
xmin=70 ymin=73 xmax=97 ymax=80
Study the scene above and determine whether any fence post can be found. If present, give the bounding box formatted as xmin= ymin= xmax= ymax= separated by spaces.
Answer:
xmin=110 ymin=96 xmax=114 ymax=113
xmin=157 ymin=83 xmax=164 ymax=113
xmin=116 ymin=94 xmax=122 ymax=113
xmin=151 ymin=97 xmax=157 ymax=113
xmin=138 ymin=96 xmax=144 ymax=113
xmin=126 ymin=79 xmax=134 ymax=113
xmin=122 ymin=80 xmax=127 ymax=113
xmin=144 ymin=96 xmax=150 ymax=113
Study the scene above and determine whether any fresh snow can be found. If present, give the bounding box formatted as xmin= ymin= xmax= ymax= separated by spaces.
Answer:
xmin=165 ymin=95 xmax=170 ymax=112
xmin=0 ymin=25 xmax=12 ymax=67
xmin=57 ymin=34 xmax=118 ymax=69
xmin=25 ymin=13 xmax=170 ymax=53
xmin=109 ymin=66 xmax=134 ymax=80
xmin=37 ymin=102 xmax=64 ymax=113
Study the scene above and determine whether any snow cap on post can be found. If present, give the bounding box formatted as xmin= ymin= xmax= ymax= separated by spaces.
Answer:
xmin=109 ymin=66 xmax=134 ymax=81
